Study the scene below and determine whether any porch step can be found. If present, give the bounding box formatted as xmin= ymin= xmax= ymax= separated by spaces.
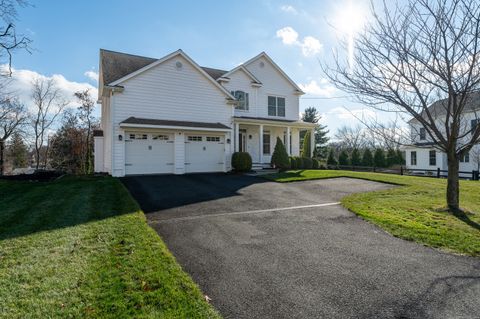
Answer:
xmin=252 ymin=162 xmax=271 ymax=170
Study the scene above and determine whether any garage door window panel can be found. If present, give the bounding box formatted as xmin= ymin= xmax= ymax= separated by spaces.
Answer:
xmin=129 ymin=133 xmax=147 ymax=140
xmin=206 ymin=136 xmax=221 ymax=142
xmin=152 ymin=134 xmax=170 ymax=141
xmin=188 ymin=136 xmax=203 ymax=142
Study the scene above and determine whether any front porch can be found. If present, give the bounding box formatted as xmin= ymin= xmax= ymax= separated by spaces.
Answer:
xmin=233 ymin=117 xmax=316 ymax=167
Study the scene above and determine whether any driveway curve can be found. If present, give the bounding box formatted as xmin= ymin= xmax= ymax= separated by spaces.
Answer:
xmin=122 ymin=174 xmax=480 ymax=319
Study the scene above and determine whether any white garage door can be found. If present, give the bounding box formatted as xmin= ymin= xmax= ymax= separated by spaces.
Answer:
xmin=125 ymin=132 xmax=174 ymax=175
xmin=185 ymin=135 xmax=225 ymax=173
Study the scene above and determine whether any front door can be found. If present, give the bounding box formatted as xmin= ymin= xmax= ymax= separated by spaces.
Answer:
xmin=238 ymin=131 xmax=246 ymax=152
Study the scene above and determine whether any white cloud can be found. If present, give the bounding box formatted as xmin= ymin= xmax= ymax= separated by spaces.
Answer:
xmin=301 ymin=36 xmax=322 ymax=57
xmin=276 ymin=26 xmax=298 ymax=45
xmin=84 ymin=70 xmax=99 ymax=83
xmin=280 ymin=5 xmax=298 ymax=14
xmin=299 ymin=79 xmax=337 ymax=97
xmin=276 ymin=26 xmax=323 ymax=57
xmin=1 ymin=65 xmax=98 ymax=113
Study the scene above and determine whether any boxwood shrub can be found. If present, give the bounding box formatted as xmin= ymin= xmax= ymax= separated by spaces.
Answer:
xmin=231 ymin=152 xmax=252 ymax=172
xmin=289 ymin=156 xmax=297 ymax=169
xmin=295 ymin=156 xmax=304 ymax=169
xmin=302 ymin=157 xmax=313 ymax=169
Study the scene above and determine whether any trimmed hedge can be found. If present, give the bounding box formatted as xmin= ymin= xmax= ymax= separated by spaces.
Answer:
xmin=289 ymin=156 xmax=297 ymax=169
xmin=312 ymin=158 xmax=319 ymax=169
xmin=302 ymin=157 xmax=313 ymax=169
xmin=231 ymin=152 xmax=252 ymax=172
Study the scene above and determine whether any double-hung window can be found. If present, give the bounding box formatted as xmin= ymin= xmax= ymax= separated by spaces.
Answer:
xmin=268 ymin=96 xmax=285 ymax=117
xmin=460 ymin=153 xmax=470 ymax=163
xmin=419 ymin=128 xmax=426 ymax=140
xmin=429 ymin=150 xmax=436 ymax=166
xmin=231 ymin=90 xmax=249 ymax=110
xmin=410 ymin=151 xmax=417 ymax=166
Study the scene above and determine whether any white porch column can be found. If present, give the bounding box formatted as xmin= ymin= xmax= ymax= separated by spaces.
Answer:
xmin=310 ymin=128 xmax=315 ymax=157
xmin=259 ymin=124 xmax=264 ymax=164
xmin=286 ymin=126 xmax=291 ymax=156
xmin=235 ymin=122 xmax=240 ymax=152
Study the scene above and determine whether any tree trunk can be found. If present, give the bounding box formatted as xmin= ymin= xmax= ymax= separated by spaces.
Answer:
xmin=446 ymin=152 xmax=460 ymax=212
xmin=0 ymin=139 xmax=4 ymax=176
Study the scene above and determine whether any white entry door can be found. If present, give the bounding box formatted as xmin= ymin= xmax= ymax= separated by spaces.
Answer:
xmin=185 ymin=135 xmax=225 ymax=173
xmin=125 ymin=132 xmax=174 ymax=175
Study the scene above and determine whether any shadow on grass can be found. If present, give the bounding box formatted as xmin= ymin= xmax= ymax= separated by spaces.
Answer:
xmin=452 ymin=210 xmax=480 ymax=232
xmin=0 ymin=176 xmax=139 ymax=242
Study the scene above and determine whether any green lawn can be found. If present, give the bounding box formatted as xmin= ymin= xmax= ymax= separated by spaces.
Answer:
xmin=0 ymin=176 xmax=220 ymax=319
xmin=265 ymin=170 xmax=480 ymax=257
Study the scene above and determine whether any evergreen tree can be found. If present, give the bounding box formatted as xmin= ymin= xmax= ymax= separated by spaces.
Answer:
xmin=351 ymin=148 xmax=362 ymax=166
xmin=396 ymin=149 xmax=405 ymax=165
xmin=374 ymin=148 xmax=386 ymax=167
xmin=301 ymin=107 xmax=329 ymax=158
xmin=386 ymin=148 xmax=397 ymax=167
xmin=327 ymin=149 xmax=338 ymax=166
xmin=301 ymin=130 xmax=312 ymax=157
xmin=362 ymin=149 xmax=374 ymax=167
xmin=338 ymin=150 xmax=350 ymax=165
xmin=271 ymin=137 xmax=290 ymax=171
xmin=7 ymin=131 xmax=28 ymax=169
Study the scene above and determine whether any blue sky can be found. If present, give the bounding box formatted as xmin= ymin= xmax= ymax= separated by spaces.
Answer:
xmin=12 ymin=0 xmax=379 ymax=137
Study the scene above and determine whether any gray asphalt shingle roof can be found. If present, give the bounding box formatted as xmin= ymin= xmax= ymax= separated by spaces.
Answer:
xmin=409 ymin=92 xmax=480 ymax=123
xmin=121 ymin=117 xmax=231 ymax=130
xmin=100 ymin=49 xmax=228 ymax=85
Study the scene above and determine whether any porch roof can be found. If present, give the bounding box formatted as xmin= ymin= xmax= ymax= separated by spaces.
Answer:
xmin=120 ymin=117 xmax=231 ymax=131
xmin=233 ymin=116 xmax=316 ymax=128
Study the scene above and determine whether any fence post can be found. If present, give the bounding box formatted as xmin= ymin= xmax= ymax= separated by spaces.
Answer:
xmin=373 ymin=166 xmax=376 ymax=172
xmin=476 ymin=170 xmax=480 ymax=181
xmin=400 ymin=166 xmax=403 ymax=176
xmin=437 ymin=167 xmax=440 ymax=178
xmin=472 ymin=170 xmax=476 ymax=181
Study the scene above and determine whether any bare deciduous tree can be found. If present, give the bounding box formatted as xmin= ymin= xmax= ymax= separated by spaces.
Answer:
xmin=30 ymin=78 xmax=67 ymax=169
xmin=334 ymin=125 xmax=368 ymax=150
xmin=0 ymin=96 xmax=25 ymax=174
xmin=74 ymin=89 xmax=96 ymax=174
xmin=0 ymin=0 xmax=31 ymax=75
xmin=323 ymin=0 xmax=480 ymax=211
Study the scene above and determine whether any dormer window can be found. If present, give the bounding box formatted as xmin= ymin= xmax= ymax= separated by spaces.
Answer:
xmin=231 ymin=90 xmax=249 ymax=110
xmin=419 ymin=127 xmax=426 ymax=140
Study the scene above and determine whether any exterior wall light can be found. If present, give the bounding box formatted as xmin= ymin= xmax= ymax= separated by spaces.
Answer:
xmin=118 ymin=134 xmax=123 ymax=141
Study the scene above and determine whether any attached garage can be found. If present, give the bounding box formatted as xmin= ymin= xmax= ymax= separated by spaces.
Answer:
xmin=119 ymin=117 xmax=232 ymax=176
xmin=125 ymin=132 xmax=174 ymax=175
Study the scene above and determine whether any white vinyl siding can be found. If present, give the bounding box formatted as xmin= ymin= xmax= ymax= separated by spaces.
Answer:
xmin=110 ymin=55 xmax=232 ymax=176
xmin=244 ymin=56 xmax=299 ymax=120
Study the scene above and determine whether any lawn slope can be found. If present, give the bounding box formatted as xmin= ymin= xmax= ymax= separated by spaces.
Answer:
xmin=0 ymin=176 xmax=220 ymax=319
xmin=266 ymin=170 xmax=480 ymax=256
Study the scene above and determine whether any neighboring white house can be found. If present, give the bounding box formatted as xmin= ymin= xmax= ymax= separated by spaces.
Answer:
xmin=403 ymin=94 xmax=480 ymax=175
xmin=94 ymin=49 xmax=316 ymax=177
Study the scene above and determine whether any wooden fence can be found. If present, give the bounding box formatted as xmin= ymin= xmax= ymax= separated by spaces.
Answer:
xmin=328 ymin=165 xmax=480 ymax=181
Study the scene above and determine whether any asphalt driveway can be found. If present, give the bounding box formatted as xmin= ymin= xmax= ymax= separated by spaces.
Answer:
xmin=121 ymin=173 xmax=480 ymax=319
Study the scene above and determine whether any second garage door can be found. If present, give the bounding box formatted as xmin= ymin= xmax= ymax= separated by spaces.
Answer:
xmin=185 ymin=134 xmax=225 ymax=173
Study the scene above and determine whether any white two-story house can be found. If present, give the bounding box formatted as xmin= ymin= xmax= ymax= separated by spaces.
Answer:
xmin=94 ymin=49 xmax=315 ymax=176
xmin=403 ymin=94 xmax=480 ymax=174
